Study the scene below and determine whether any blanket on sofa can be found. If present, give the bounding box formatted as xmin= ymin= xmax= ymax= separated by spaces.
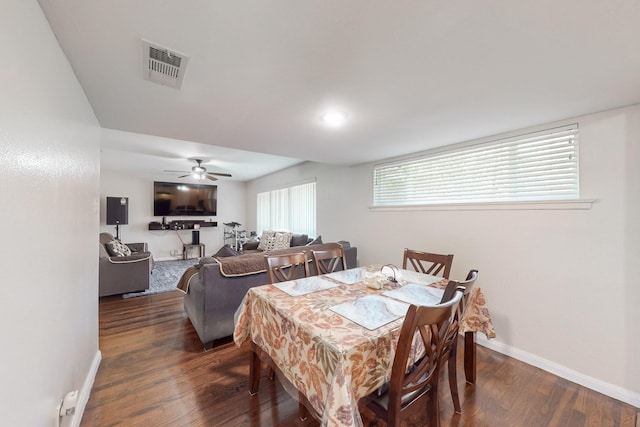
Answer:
xmin=215 ymin=243 xmax=343 ymax=277
xmin=176 ymin=266 xmax=200 ymax=294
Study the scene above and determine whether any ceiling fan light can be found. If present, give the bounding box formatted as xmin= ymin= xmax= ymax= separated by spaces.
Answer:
xmin=167 ymin=159 xmax=232 ymax=180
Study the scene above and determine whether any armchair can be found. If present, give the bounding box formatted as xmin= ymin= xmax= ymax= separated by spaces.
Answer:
xmin=98 ymin=232 xmax=154 ymax=297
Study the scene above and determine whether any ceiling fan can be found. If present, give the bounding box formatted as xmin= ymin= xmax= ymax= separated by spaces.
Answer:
xmin=164 ymin=159 xmax=232 ymax=181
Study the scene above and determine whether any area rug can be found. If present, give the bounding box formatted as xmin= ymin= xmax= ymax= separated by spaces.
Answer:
xmin=122 ymin=259 xmax=198 ymax=298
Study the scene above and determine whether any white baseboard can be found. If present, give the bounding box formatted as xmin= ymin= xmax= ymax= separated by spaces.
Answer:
xmin=69 ymin=350 xmax=102 ymax=427
xmin=477 ymin=336 xmax=640 ymax=409
xmin=154 ymin=256 xmax=186 ymax=262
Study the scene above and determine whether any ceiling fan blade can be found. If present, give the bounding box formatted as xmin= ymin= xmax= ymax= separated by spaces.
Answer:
xmin=205 ymin=175 xmax=218 ymax=181
xmin=207 ymin=172 xmax=232 ymax=177
xmin=177 ymin=174 xmax=191 ymax=178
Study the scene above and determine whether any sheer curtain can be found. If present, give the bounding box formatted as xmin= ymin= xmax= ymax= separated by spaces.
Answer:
xmin=257 ymin=181 xmax=316 ymax=236
xmin=256 ymin=192 xmax=271 ymax=233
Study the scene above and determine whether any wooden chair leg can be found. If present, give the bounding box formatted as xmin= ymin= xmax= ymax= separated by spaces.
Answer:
xmin=448 ymin=343 xmax=461 ymax=414
xmin=464 ymin=331 xmax=476 ymax=384
xmin=298 ymin=392 xmax=309 ymax=422
xmin=427 ymin=382 xmax=439 ymax=427
xmin=249 ymin=343 xmax=261 ymax=395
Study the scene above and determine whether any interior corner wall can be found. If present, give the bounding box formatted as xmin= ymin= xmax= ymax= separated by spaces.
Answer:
xmin=0 ymin=1 xmax=101 ymax=426
xmin=245 ymin=105 xmax=640 ymax=405
xmin=100 ymin=168 xmax=247 ymax=260
xmin=623 ymin=107 xmax=640 ymax=398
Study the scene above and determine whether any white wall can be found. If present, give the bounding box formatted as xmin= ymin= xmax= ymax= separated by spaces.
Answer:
xmin=0 ymin=1 xmax=101 ymax=426
xmin=245 ymin=162 xmax=356 ymax=243
xmin=100 ymin=168 xmax=247 ymax=260
xmin=246 ymin=105 xmax=640 ymax=406
xmin=623 ymin=107 xmax=640 ymax=403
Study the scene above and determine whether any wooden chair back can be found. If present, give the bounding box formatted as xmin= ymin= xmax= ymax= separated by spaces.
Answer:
xmin=439 ymin=279 xmax=460 ymax=304
xmin=455 ymin=269 xmax=478 ymax=320
xmin=402 ymin=248 xmax=454 ymax=279
xmin=438 ymin=269 xmax=479 ymax=320
xmin=311 ymin=244 xmax=347 ymax=275
xmin=365 ymin=291 xmax=463 ymax=427
xmin=265 ymin=252 xmax=310 ymax=284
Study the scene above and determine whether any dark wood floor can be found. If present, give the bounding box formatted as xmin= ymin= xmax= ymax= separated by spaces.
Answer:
xmin=81 ymin=291 xmax=638 ymax=427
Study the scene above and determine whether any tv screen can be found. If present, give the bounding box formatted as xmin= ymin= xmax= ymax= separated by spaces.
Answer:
xmin=153 ymin=181 xmax=217 ymax=217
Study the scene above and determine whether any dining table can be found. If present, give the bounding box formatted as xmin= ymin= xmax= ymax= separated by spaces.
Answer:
xmin=233 ymin=264 xmax=495 ymax=427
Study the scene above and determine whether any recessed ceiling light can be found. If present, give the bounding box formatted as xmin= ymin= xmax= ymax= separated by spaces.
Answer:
xmin=321 ymin=111 xmax=348 ymax=128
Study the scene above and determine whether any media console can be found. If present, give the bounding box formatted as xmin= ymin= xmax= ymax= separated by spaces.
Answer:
xmin=148 ymin=220 xmax=217 ymax=230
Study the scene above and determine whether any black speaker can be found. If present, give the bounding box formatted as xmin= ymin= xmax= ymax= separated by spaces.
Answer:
xmin=106 ymin=197 xmax=129 ymax=225
xmin=192 ymin=230 xmax=200 ymax=244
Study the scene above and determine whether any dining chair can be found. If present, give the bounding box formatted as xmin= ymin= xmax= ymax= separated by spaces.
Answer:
xmin=362 ymin=291 xmax=463 ymax=427
xmin=439 ymin=279 xmax=461 ymax=305
xmin=402 ymin=248 xmax=454 ymax=279
xmin=439 ymin=269 xmax=479 ymax=414
xmin=456 ymin=269 xmax=479 ymax=386
xmin=455 ymin=270 xmax=479 ymax=318
xmin=264 ymin=252 xmax=310 ymax=284
xmin=311 ymin=244 xmax=347 ymax=275
xmin=262 ymin=252 xmax=312 ymax=420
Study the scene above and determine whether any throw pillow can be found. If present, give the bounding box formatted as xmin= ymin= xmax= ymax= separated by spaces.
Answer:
xmin=306 ymin=235 xmax=323 ymax=246
xmin=271 ymin=232 xmax=293 ymax=250
xmin=257 ymin=230 xmax=276 ymax=251
xmin=214 ymin=244 xmax=239 ymax=258
xmin=106 ymin=240 xmax=131 ymax=257
xmin=261 ymin=236 xmax=276 ymax=252
xmin=290 ymin=234 xmax=309 ymax=247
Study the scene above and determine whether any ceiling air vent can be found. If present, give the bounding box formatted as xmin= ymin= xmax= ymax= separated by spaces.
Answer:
xmin=142 ymin=39 xmax=189 ymax=89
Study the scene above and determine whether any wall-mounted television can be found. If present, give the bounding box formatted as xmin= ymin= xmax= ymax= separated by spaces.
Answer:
xmin=153 ymin=181 xmax=217 ymax=217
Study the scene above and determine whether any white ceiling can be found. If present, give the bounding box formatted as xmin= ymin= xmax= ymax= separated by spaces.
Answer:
xmin=99 ymin=128 xmax=303 ymax=182
xmin=38 ymin=1 xmax=640 ymax=181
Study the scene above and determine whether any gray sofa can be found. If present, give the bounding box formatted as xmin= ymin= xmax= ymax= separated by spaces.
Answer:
xmin=98 ymin=232 xmax=154 ymax=297
xmin=183 ymin=241 xmax=357 ymax=349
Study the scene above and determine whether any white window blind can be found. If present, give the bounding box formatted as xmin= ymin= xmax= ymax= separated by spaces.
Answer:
xmin=373 ymin=124 xmax=579 ymax=206
xmin=257 ymin=181 xmax=316 ymax=236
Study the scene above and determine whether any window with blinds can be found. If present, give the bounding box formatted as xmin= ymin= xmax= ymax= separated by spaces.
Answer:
xmin=373 ymin=124 xmax=579 ymax=206
xmin=257 ymin=181 xmax=316 ymax=236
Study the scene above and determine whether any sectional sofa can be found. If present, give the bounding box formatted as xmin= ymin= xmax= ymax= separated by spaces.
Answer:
xmin=183 ymin=240 xmax=357 ymax=349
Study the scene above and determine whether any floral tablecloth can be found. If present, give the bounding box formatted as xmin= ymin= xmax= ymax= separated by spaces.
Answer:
xmin=233 ymin=265 xmax=495 ymax=427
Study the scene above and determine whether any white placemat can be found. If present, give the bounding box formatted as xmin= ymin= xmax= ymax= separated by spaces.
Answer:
xmin=274 ymin=276 xmax=340 ymax=297
xmin=383 ymin=283 xmax=444 ymax=306
xmin=330 ymin=295 xmax=409 ymax=330
xmin=397 ymin=270 xmax=443 ymax=286
xmin=324 ymin=268 xmax=363 ymax=285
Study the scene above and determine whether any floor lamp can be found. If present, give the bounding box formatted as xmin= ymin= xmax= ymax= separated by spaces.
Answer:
xmin=106 ymin=197 xmax=129 ymax=241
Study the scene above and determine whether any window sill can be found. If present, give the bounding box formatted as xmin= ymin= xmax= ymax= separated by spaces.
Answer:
xmin=369 ymin=199 xmax=596 ymax=211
